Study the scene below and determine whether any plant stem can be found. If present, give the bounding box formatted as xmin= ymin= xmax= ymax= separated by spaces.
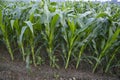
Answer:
xmin=76 ymin=46 xmax=85 ymax=69
xmin=31 ymin=46 xmax=36 ymax=66
xmin=21 ymin=44 xmax=25 ymax=61
xmin=6 ymin=38 xmax=14 ymax=60
xmin=65 ymin=48 xmax=72 ymax=69
xmin=105 ymin=47 xmax=119 ymax=73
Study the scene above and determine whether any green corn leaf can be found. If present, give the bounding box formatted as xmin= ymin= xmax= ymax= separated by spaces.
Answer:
xmin=50 ymin=14 xmax=59 ymax=30
xmin=101 ymin=39 xmax=106 ymax=50
xmin=67 ymin=19 xmax=76 ymax=34
xmin=10 ymin=20 xmax=14 ymax=30
xmin=29 ymin=13 xmax=34 ymax=22
xmin=96 ymin=12 xmax=112 ymax=21
xmin=80 ymin=11 xmax=92 ymax=18
xmin=14 ymin=19 xmax=20 ymax=35
xmin=19 ymin=26 xmax=27 ymax=44
xmin=108 ymin=26 xmax=113 ymax=39
xmin=25 ymin=21 xmax=34 ymax=34
xmin=0 ymin=9 xmax=2 ymax=24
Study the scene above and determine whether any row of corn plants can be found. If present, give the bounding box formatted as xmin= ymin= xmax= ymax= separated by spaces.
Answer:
xmin=0 ymin=0 xmax=120 ymax=73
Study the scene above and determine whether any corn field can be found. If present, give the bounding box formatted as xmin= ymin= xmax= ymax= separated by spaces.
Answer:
xmin=0 ymin=0 xmax=120 ymax=73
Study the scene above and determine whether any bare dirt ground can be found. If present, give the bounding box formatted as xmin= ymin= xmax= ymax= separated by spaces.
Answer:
xmin=0 ymin=46 xmax=119 ymax=80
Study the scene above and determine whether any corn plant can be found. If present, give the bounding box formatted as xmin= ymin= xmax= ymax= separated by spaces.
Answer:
xmin=42 ymin=13 xmax=60 ymax=67
xmin=75 ymin=17 xmax=97 ymax=68
xmin=26 ymin=21 xmax=36 ymax=66
xmin=105 ymin=46 xmax=120 ymax=73
xmin=0 ymin=9 xmax=14 ymax=60
xmin=0 ymin=0 xmax=120 ymax=74
xmin=40 ymin=0 xmax=60 ymax=68
xmin=92 ymin=11 xmax=120 ymax=72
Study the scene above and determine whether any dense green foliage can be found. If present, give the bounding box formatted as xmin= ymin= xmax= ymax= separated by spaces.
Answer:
xmin=0 ymin=0 xmax=120 ymax=73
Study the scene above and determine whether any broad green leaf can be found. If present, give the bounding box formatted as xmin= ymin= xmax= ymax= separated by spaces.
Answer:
xmin=96 ymin=12 xmax=112 ymax=21
xmin=67 ymin=19 xmax=76 ymax=34
xmin=10 ymin=20 xmax=14 ymax=29
xmin=108 ymin=26 xmax=113 ymax=39
xmin=25 ymin=21 xmax=34 ymax=34
xmin=50 ymin=14 xmax=59 ymax=30
xmin=19 ymin=26 xmax=27 ymax=44
xmin=29 ymin=13 xmax=34 ymax=22
xmin=0 ymin=9 xmax=2 ymax=24
xmin=80 ymin=11 xmax=92 ymax=18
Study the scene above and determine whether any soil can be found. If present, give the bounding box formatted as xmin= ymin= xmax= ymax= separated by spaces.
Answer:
xmin=0 ymin=46 xmax=119 ymax=80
